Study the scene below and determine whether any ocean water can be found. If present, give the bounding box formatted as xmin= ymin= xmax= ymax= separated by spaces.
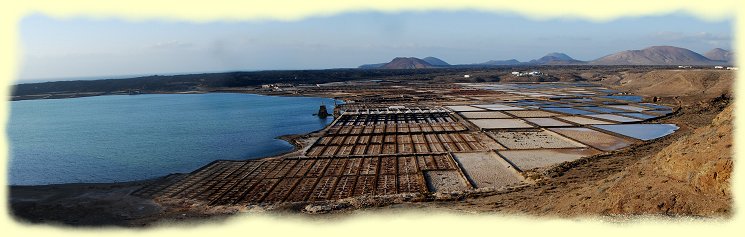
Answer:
xmin=7 ymin=93 xmax=336 ymax=185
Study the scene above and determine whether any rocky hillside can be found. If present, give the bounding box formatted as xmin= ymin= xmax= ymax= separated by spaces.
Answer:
xmin=422 ymin=57 xmax=450 ymax=66
xmin=703 ymin=48 xmax=734 ymax=63
xmin=380 ymin=57 xmax=435 ymax=69
xmin=590 ymin=46 xmax=720 ymax=65
xmin=529 ymin=52 xmax=585 ymax=65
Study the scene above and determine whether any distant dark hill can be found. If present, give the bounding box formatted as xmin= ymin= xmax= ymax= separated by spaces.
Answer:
xmin=358 ymin=63 xmax=386 ymax=69
xmin=380 ymin=57 xmax=435 ymax=69
xmin=591 ymin=46 xmax=718 ymax=65
xmin=480 ymin=59 xmax=521 ymax=65
xmin=529 ymin=52 xmax=585 ymax=65
xmin=422 ymin=57 xmax=450 ymax=66
xmin=13 ymin=69 xmax=472 ymax=99
xmin=703 ymin=48 xmax=733 ymax=63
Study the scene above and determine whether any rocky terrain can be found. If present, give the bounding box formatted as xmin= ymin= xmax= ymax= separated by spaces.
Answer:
xmin=590 ymin=46 xmax=719 ymax=65
xmin=703 ymin=48 xmax=734 ymax=63
xmin=380 ymin=57 xmax=437 ymax=69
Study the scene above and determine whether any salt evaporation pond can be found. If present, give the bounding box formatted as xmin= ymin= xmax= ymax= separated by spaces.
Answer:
xmin=592 ymin=124 xmax=679 ymax=141
xmin=601 ymin=95 xmax=643 ymax=102
xmin=542 ymin=107 xmax=594 ymax=115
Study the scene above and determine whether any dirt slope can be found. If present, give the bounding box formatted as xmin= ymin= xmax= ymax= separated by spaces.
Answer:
xmin=539 ymin=102 xmax=732 ymax=216
xmin=599 ymin=69 xmax=733 ymax=100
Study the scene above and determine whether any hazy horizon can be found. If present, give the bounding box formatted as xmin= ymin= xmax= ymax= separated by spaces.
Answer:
xmin=19 ymin=10 xmax=732 ymax=81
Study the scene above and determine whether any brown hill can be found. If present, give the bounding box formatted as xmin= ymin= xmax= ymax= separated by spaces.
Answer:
xmin=703 ymin=48 xmax=733 ymax=62
xmin=380 ymin=57 xmax=434 ymax=69
xmin=591 ymin=46 xmax=717 ymax=65
xmin=529 ymin=52 xmax=585 ymax=65
xmin=600 ymin=70 xmax=734 ymax=99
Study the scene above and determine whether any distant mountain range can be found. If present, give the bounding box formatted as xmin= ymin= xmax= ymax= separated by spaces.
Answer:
xmin=358 ymin=46 xmax=733 ymax=69
xmin=703 ymin=48 xmax=734 ymax=63
xmin=421 ymin=56 xmax=450 ymax=66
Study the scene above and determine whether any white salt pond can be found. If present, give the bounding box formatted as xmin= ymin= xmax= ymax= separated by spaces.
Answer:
xmin=446 ymin=105 xmax=485 ymax=112
xmin=498 ymin=148 xmax=600 ymax=171
xmin=452 ymin=152 xmax=525 ymax=188
xmin=459 ymin=111 xmax=511 ymax=119
xmin=588 ymin=114 xmax=642 ymax=123
xmin=469 ymin=119 xmax=534 ymax=129
xmin=592 ymin=124 xmax=679 ymax=141
xmin=472 ymin=103 xmax=526 ymax=111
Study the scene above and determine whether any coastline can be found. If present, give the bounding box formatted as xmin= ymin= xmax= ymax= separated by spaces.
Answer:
xmin=8 ymin=96 xmax=335 ymax=226
xmin=8 ymin=91 xmax=338 ymax=187
xmin=8 ymin=117 xmax=333 ymax=227
xmin=9 ymin=88 xmax=287 ymax=101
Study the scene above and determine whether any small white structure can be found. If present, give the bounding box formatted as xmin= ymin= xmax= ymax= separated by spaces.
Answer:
xmin=715 ymin=66 xmax=724 ymax=69
xmin=511 ymin=71 xmax=520 ymax=75
xmin=727 ymin=67 xmax=738 ymax=70
xmin=678 ymin=65 xmax=692 ymax=69
xmin=464 ymin=75 xmax=471 ymax=78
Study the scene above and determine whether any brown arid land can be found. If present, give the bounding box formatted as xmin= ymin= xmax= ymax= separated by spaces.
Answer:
xmin=8 ymin=67 xmax=734 ymax=226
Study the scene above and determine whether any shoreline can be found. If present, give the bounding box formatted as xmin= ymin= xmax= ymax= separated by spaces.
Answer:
xmin=8 ymin=130 xmax=321 ymax=189
xmin=8 ymin=92 xmax=338 ymax=188
xmin=9 ymin=88 xmax=328 ymax=102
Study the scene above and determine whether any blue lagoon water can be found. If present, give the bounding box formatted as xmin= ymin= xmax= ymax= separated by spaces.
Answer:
xmin=7 ymin=93 xmax=336 ymax=185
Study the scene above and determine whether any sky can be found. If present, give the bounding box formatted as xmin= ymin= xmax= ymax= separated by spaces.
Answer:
xmin=18 ymin=10 xmax=733 ymax=81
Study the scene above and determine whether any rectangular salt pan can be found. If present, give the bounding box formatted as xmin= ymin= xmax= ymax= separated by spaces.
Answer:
xmin=472 ymin=104 xmax=526 ymax=111
xmin=601 ymin=95 xmax=643 ymax=102
xmin=523 ymin=117 xmax=573 ymax=127
xmin=423 ymin=170 xmax=470 ymax=192
xmin=557 ymin=116 xmax=614 ymax=125
xmin=459 ymin=111 xmax=511 ymax=119
xmin=451 ymin=152 xmax=525 ymax=188
xmin=446 ymin=105 xmax=486 ymax=112
xmin=542 ymin=107 xmax=594 ymax=115
xmin=575 ymin=106 xmax=625 ymax=113
xmin=469 ymin=119 xmax=534 ymax=129
xmin=505 ymin=110 xmax=560 ymax=118
xmin=489 ymin=129 xmax=586 ymax=149
xmin=588 ymin=114 xmax=642 ymax=123
xmin=606 ymin=105 xmax=647 ymax=112
xmin=617 ymin=113 xmax=657 ymax=120
xmin=549 ymin=127 xmax=634 ymax=151
xmin=498 ymin=148 xmax=600 ymax=171
xmin=592 ymin=124 xmax=678 ymax=141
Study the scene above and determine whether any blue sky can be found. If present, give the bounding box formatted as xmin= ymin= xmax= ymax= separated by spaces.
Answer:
xmin=18 ymin=10 xmax=732 ymax=81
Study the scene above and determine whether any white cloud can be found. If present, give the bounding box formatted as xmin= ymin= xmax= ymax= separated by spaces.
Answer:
xmin=648 ymin=31 xmax=731 ymax=46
